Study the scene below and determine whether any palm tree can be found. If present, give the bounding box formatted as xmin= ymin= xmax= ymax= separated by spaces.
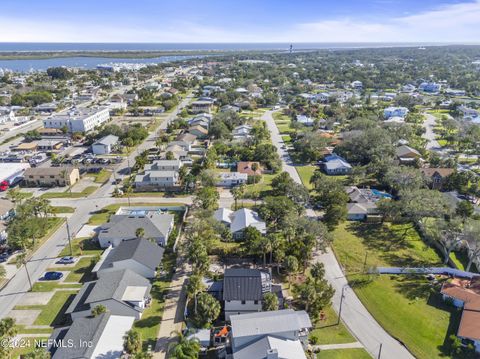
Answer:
xmin=135 ymin=227 xmax=145 ymax=239
xmin=16 ymin=252 xmax=32 ymax=291
xmin=91 ymin=304 xmax=107 ymax=317
xmin=186 ymin=274 xmax=204 ymax=315
xmin=251 ymin=162 xmax=259 ymax=184
xmin=123 ymin=329 xmax=142 ymax=355
xmin=168 ymin=330 xmax=201 ymax=359
xmin=231 ymin=184 xmax=246 ymax=210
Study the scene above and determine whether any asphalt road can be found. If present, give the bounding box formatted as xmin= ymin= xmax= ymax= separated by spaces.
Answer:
xmin=262 ymin=110 xmax=414 ymax=359
xmin=422 ymin=113 xmax=442 ymax=151
xmin=0 ymin=94 xmax=194 ymax=319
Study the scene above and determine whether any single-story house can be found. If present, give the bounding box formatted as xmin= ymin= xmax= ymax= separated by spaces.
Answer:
xmin=296 ymin=115 xmax=315 ymax=126
xmin=36 ymin=139 xmax=63 ymax=151
xmin=346 ymin=202 xmax=379 ymax=221
xmin=92 ymin=134 xmax=119 ymax=155
xmin=214 ymin=207 xmax=266 ymax=240
xmin=97 ymin=212 xmax=174 ymax=247
xmin=50 ymin=312 xmax=135 ymax=359
xmin=237 ymin=161 xmax=262 ymax=176
xmin=217 ymin=172 xmax=248 ymax=187
xmin=321 ymin=154 xmax=352 ymax=175
xmin=395 ymin=145 xmax=422 ymax=164
xmin=93 ymin=238 xmax=164 ymax=278
xmin=383 ymin=106 xmax=409 ymax=119
xmin=66 ymin=268 xmax=151 ymax=320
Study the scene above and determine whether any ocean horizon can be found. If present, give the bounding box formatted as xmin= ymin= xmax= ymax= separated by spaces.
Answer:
xmin=0 ymin=42 xmax=468 ymax=52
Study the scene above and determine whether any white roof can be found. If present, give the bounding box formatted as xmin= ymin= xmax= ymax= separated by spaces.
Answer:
xmin=214 ymin=208 xmax=234 ymax=224
xmin=219 ymin=172 xmax=248 ymax=180
xmin=231 ymin=208 xmax=266 ymax=234
xmin=234 ymin=336 xmax=307 ymax=359
xmin=325 ymin=159 xmax=352 ymax=170
xmin=91 ymin=315 xmax=135 ymax=359
xmin=121 ymin=286 xmax=148 ymax=301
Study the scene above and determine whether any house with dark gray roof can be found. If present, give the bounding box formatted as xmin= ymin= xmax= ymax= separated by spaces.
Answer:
xmin=97 ymin=212 xmax=174 ymax=247
xmin=223 ymin=268 xmax=282 ymax=320
xmin=51 ymin=312 xmax=135 ymax=359
xmin=93 ymin=238 xmax=164 ymax=278
xmin=66 ymin=269 xmax=151 ymax=320
xmin=229 ymin=309 xmax=312 ymax=359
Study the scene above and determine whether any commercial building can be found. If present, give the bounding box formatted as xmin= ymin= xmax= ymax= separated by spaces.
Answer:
xmin=43 ymin=107 xmax=110 ymax=133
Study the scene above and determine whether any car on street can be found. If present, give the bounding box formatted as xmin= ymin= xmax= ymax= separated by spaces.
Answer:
xmin=56 ymin=256 xmax=75 ymax=264
xmin=43 ymin=271 xmax=63 ymax=280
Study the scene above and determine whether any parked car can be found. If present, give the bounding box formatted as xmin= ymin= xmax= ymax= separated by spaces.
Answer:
xmin=56 ymin=256 xmax=75 ymax=264
xmin=0 ymin=252 xmax=9 ymax=263
xmin=43 ymin=271 xmax=63 ymax=280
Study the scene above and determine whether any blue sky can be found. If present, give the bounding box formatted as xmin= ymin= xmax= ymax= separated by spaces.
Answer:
xmin=1 ymin=0 xmax=479 ymax=42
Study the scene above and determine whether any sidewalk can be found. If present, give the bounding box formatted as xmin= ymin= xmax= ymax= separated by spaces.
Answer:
xmin=153 ymin=254 xmax=190 ymax=358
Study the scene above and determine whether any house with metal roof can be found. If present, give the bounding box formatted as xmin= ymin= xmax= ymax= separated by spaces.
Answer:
xmin=97 ymin=212 xmax=174 ymax=247
xmin=223 ymin=268 xmax=282 ymax=320
xmin=66 ymin=268 xmax=151 ymax=320
xmin=321 ymin=154 xmax=352 ymax=175
xmin=227 ymin=208 xmax=266 ymax=240
xmin=229 ymin=309 xmax=312 ymax=359
xmin=92 ymin=134 xmax=119 ymax=155
xmin=50 ymin=312 xmax=135 ymax=359
xmin=93 ymin=238 xmax=164 ymax=278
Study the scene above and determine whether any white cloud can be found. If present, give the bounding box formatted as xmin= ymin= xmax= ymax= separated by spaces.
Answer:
xmin=1 ymin=1 xmax=480 ymax=43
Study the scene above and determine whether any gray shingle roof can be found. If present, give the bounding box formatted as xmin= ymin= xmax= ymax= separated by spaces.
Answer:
xmin=223 ymin=268 xmax=263 ymax=301
xmin=100 ymin=238 xmax=164 ymax=271
xmin=98 ymin=213 xmax=174 ymax=243
xmin=52 ymin=313 xmax=110 ymax=359
xmin=233 ymin=335 xmax=307 ymax=359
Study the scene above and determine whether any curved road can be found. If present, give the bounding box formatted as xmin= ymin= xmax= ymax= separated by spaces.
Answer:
xmin=262 ymin=110 xmax=414 ymax=359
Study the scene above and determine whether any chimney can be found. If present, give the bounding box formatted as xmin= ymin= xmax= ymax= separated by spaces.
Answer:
xmin=266 ymin=349 xmax=278 ymax=359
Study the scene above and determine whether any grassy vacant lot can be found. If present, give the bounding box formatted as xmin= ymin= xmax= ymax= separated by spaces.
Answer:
xmin=244 ymin=173 xmax=276 ymax=198
xmin=86 ymin=169 xmax=112 ymax=184
xmin=309 ymin=306 xmax=356 ymax=345
xmin=296 ymin=165 xmax=316 ymax=190
xmin=41 ymin=186 xmax=97 ymax=199
xmin=332 ymin=222 xmax=458 ymax=359
xmin=273 ymin=112 xmax=294 ymax=134
xmin=88 ymin=202 xmax=185 ymax=225
xmin=58 ymin=237 xmax=103 ymax=257
xmin=316 ymin=348 xmax=372 ymax=359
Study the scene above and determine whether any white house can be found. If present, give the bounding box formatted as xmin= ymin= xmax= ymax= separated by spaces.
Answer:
xmin=92 ymin=134 xmax=119 ymax=155
xmin=322 ymin=154 xmax=352 ymax=175
xmin=217 ymin=172 xmax=248 ymax=187
xmin=296 ymin=115 xmax=315 ymax=126
xmin=383 ymin=107 xmax=409 ymax=119
xmin=351 ymin=80 xmax=363 ymax=90
xmin=213 ymin=208 xmax=266 ymax=240
xmin=43 ymin=107 xmax=110 ymax=133
xmin=230 ymin=309 xmax=312 ymax=359
xmin=135 ymin=170 xmax=179 ymax=190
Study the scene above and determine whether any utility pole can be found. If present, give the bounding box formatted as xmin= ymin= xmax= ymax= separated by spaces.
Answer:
xmin=378 ymin=343 xmax=383 ymax=359
xmin=337 ymin=285 xmax=347 ymax=325
xmin=66 ymin=218 xmax=73 ymax=256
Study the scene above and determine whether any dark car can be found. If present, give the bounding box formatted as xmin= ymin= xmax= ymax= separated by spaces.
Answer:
xmin=0 ymin=253 xmax=9 ymax=263
xmin=43 ymin=271 xmax=63 ymax=281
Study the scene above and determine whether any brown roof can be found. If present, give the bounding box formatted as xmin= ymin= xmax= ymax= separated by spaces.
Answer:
xmin=24 ymin=167 xmax=76 ymax=177
xmin=237 ymin=161 xmax=262 ymax=176
xmin=458 ymin=309 xmax=480 ymax=340
xmin=420 ymin=168 xmax=455 ymax=178
xmin=176 ymin=133 xmax=197 ymax=143
xmin=14 ymin=142 xmax=38 ymax=151
xmin=189 ymin=125 xmax=208 ymax=135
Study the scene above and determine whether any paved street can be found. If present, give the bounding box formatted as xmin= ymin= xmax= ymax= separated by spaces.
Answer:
xmin=0 ymin=94 xmax=194 ymax=319
xmin=262 ymin=110 xmax=414 ymax=359
xmin=422 ymin=113 xmax=442 ymax=151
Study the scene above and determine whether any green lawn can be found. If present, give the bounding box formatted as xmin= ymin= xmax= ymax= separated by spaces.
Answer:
xmin=10 ymin=337 xmax=49 ymax=358
xmin=296 ymin=165 xmax=316 ymax=190
xmin=281 ymin=135 xmax=292 ymax=144
xmin=134 ymin=250 xmax=177 ymax=350
xmin=31 ymin=281 xmax=83 ymax=292
xmin=41 ymin=186 xmax=97 ymax=199
xmin=51 ymin=206 xmax=75 ymax=214
xmin=58 ymin=237 xmax=103 ymax=257
xmin=86 ymin=169 xmax=112 ymax=184
xmin=34 ymin=290 xmax=78 ymax=326
xmin=309 ymin=306 xmax=356 ymax=345
xmin=332 ymin=222 xmax=458 ymax=359
xmin=49 ymin=257 xmax=98 ymax=283
xmin=244 ymin=174 xmax=276 ymax=198
xmin=316 ymin=348 xmax=372 ymax=359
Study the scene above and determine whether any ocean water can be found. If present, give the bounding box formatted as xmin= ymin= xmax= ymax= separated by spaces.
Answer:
xmin=0 ymin=42 xmax=449 ymax=72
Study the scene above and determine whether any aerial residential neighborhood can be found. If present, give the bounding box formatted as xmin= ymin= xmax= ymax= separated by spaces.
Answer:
xmin=2 ymin=1 xmax=480 ymax=359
